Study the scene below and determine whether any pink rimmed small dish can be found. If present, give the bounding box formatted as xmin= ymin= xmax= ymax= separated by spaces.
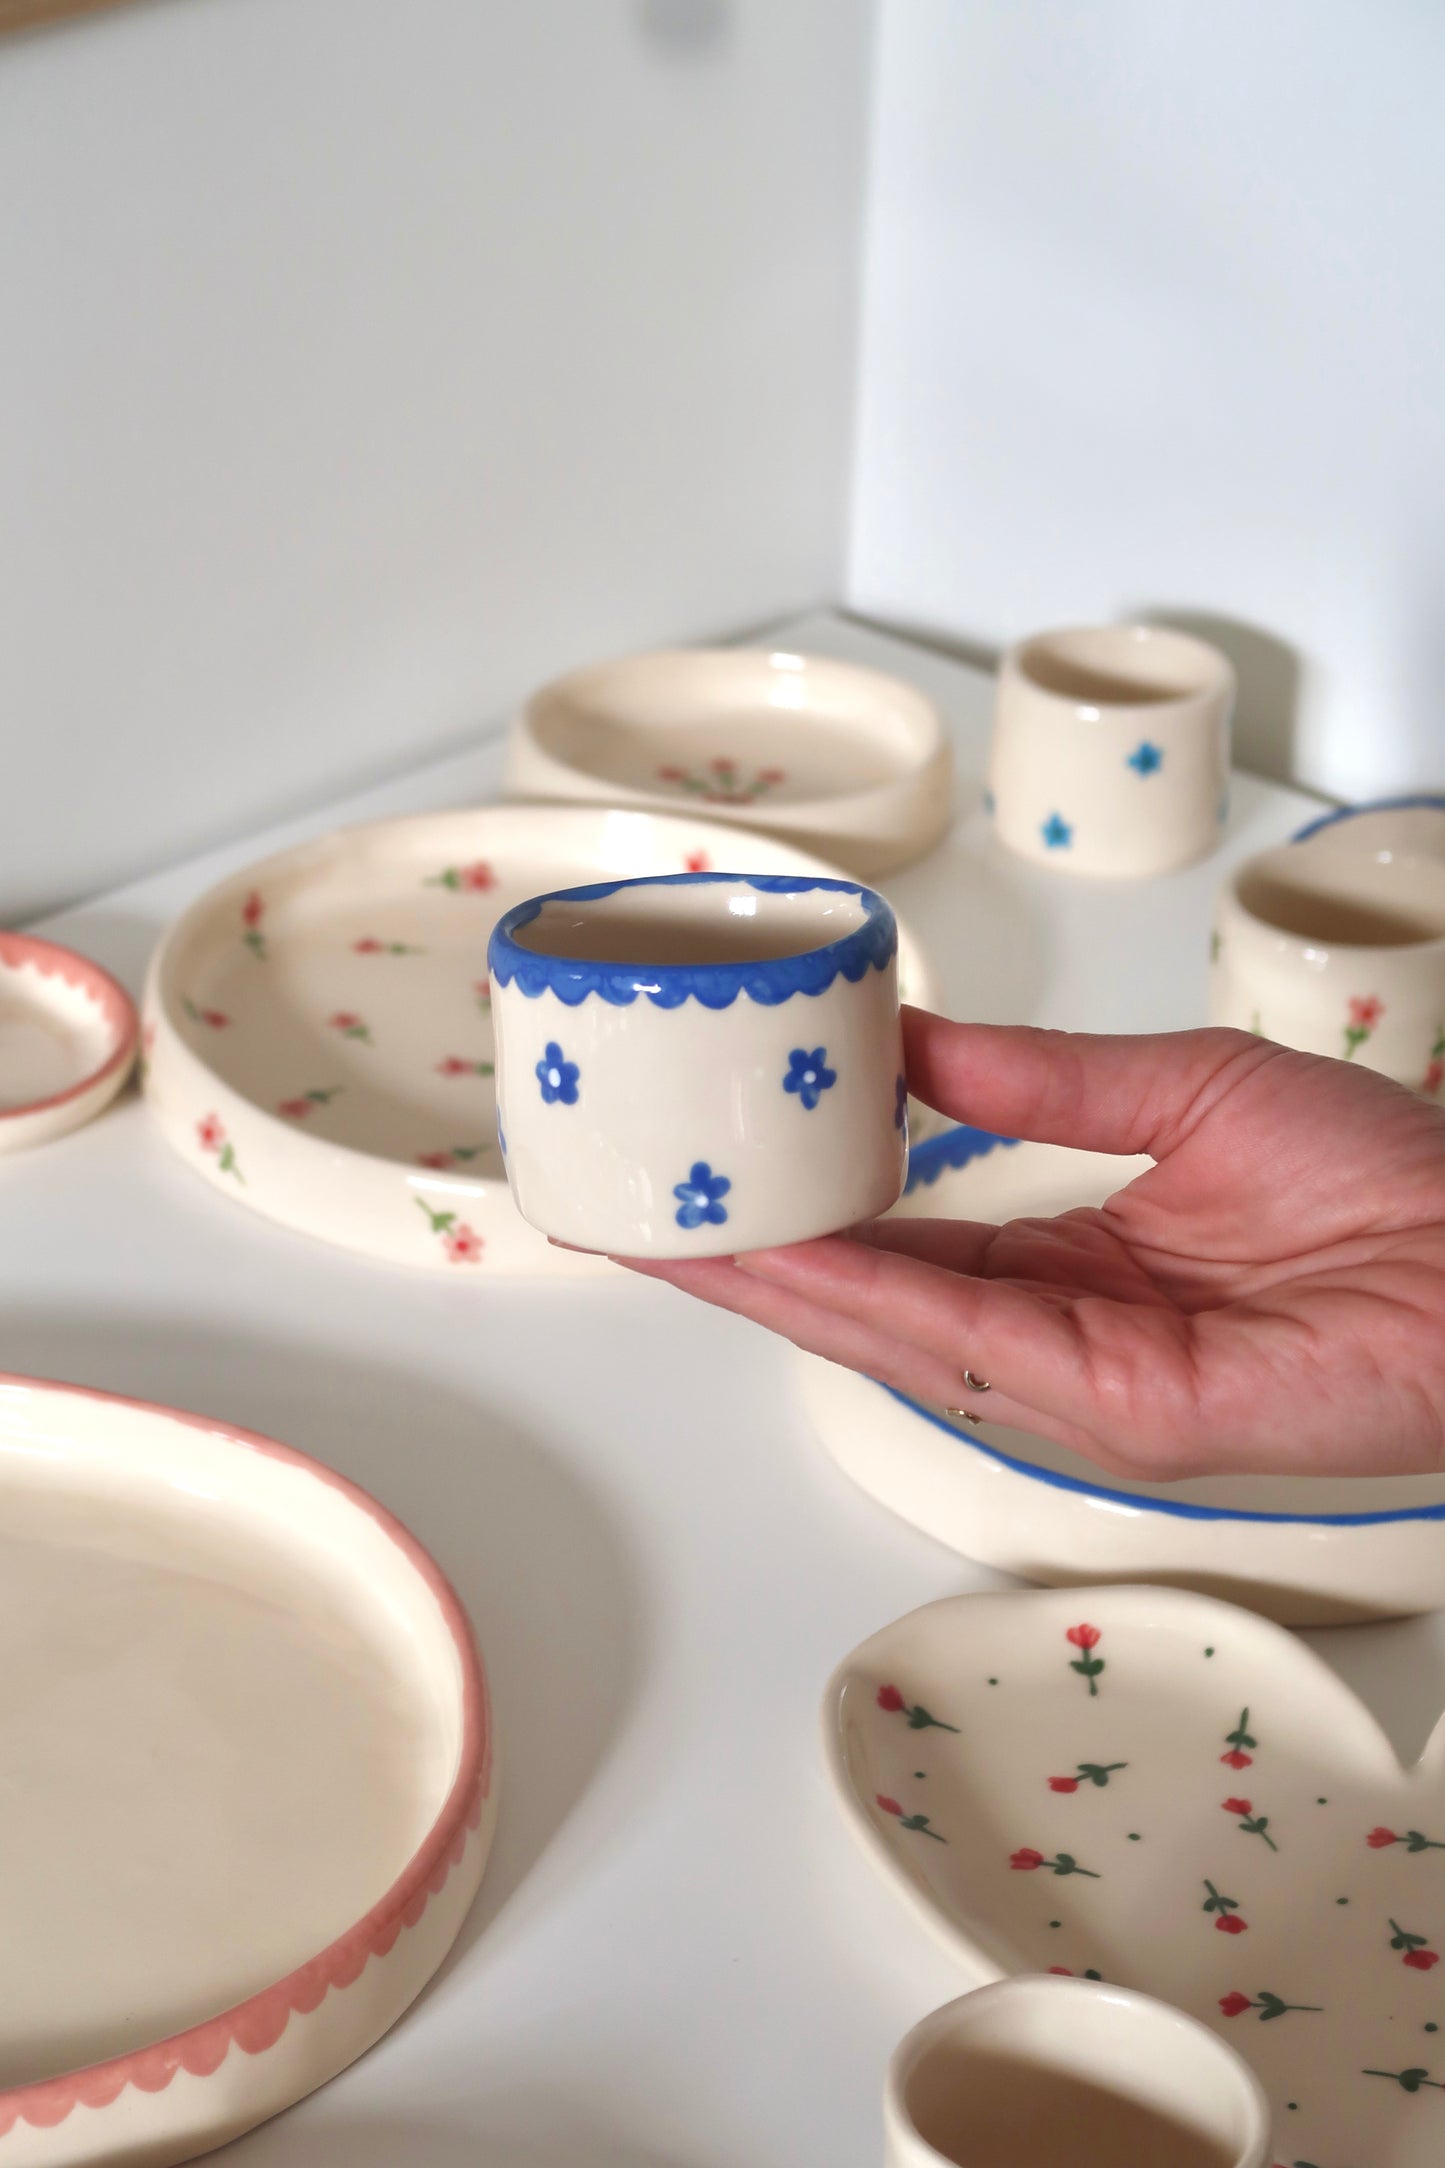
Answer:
xmin=0 ymin=934 xmax=137 ymax=1155
xmin=0 ymin=1373 xmax=494 ymax=2166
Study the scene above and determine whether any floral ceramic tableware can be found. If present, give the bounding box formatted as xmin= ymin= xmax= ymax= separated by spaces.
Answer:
xmin=886 ymin=1976 xmax=1271 ymax=2168
xmin=797 ymin=1125 xmax=1445 ymax=1623
xmin=489 ymin=871 xmax=906 ymax=1257
xmin=987 ymin=625 xmax=1234 ymax=877
xmin=1209 ymin=844 xmax=1445 ymax=1090
xmin=142 ymin=806 xmax=940 ymax=1273
xmin=828 ymin=1582 xmax=1445 ymax=2168
xmin=0 ymin=933 xmax=136 ymax=1154
xmin=507 ymin=647 xmax=954 ymax=877
xmin=0 ymin=1373 xmax=493 ymax=2166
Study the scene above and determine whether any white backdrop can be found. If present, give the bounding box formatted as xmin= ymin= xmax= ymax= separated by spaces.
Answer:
xmin=0 ymin=0 xmax=871 ymax=918
xmin=848 ymin=0 xmax=1445 ymax=804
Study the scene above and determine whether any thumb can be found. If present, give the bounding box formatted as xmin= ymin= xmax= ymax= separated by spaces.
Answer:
xmin=901 ymin=1009 xmax=1280 ymax=1159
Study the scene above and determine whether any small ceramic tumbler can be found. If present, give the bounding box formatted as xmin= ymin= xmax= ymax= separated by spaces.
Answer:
xmin=488 ymin=872 xmax=906 ymax=1256
xmin=988 ymin=625 xmax=1234 ymax=877
xmin=885 ymin=1977 xmax=1272 ymax=2168
xmin=1210 ymin=845 xmax=1445 ymax=1091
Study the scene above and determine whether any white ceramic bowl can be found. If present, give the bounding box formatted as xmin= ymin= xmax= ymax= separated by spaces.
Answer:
xmin=489 ymin=871 xmax=906 ymax=1257
xmin=506 ymin=648 xmax=954 ymax=877
xmin=1209 ymin=843 xmax=1445 ymax=1088
xmin=987 ymin=625 xmax=1234 ymax=877
xmin=0 ymin=934 xmax=137 ymax=1155
xmin=798 ymin=1124 xmax=1445 ymax=1624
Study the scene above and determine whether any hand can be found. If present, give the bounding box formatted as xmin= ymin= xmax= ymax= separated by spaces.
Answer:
xmin=615 ymin=1012 xmax=1445 ymax=1479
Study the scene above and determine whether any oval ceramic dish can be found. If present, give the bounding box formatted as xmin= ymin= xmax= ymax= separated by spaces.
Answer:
xmin=798 ymin=1125 xmax=1445 ymax=1624
xmin=826 ymin=1583 xmax=1445 ymax=2168
xmin=0 ymin=934 xmax=137 ymax=1155
xmin=506 ymin=648 xmax=954 ymax=877
xmin=142 ymin=806 xmax=941 ymax=1274
xmin=490 ymin=873 xmax=906 ymax=1256
xmin=0 ymin=1373 xmax=493 ymax=2167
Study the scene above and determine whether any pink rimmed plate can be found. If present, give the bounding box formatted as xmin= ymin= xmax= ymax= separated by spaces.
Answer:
xmin=0 ymin=935 xmax=136 ymax=1155
xmin=141 ymin=804 xmax=940 ymax=1273
xmin=825 ymin=1584 xmax=1445 ymax=2168
xmin=0 ymin=1373 xmax=493 ymax=2166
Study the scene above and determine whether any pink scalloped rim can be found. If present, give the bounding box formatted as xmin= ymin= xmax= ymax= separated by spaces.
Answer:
xmin=0 ymin=934 xmax=138 ymax=1121
xmin=0 ymin=1373 xmax=492 ymax=2141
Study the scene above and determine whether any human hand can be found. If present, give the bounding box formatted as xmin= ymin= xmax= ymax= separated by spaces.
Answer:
xmin=614 ymin=1011 xmax=1445 ymax=1479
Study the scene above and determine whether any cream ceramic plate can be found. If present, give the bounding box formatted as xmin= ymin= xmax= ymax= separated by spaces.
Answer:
xmin=0 ymin=934 xmax=137 ymax=1155
xmin=142 ymin=806 xmax=939 ymax=1273
xmin=799 ymin=1127 xmax=1445 ymax=1624
xmin=0 ymin=1374 xmax=493 ymax=2167
xmin=826 ymin=1584 xmax=1445 ymax=2168
xmin=506 ymin=648 xmax=955 ymax=877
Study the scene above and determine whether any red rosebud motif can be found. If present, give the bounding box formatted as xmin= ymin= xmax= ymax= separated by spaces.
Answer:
xmin=657 ymin=765 xmax=688 ymax=782
xmin=416 ymin=1150 xmax=454 ymax=1170
xmin=1222 ymin=1797 xmax=1253 ymax=1816
xmin=876 ymin=1796 xmax=903 ymax=1818
xmin=684 ymin=850 xmax=711 ymax=873
xmin=876 ymin=1685 xmax=905 ymax=1713
xmin=444 ymin=1223 xmax=484 ymax=1265
xmin=1010 ymin=1848 xmax=1045 ymax=1872
xmin=277 ymin=1098 xmax=313 ymax=1120
xmin=1218 ymin=1991 xmax=1252 ymax=2018
xmin=437 ymin=1056 xmax=472 ymax=1076
xmin=1048 ymin=1777 xmax=1080 ymax=1794
xmin=1405 ymin=1948 xmax=1440 ymax=1971
xmin=196 ymin=1114 xmax=225 ymax=1151
xmin=353 ymin=937 xmax=384 ymax=954
xmin=1048 ymin=1966 xmax=1075 ymax=1975
xmin=474 ymin=978 xmax=491 ymax=998
xmin=329 ymin=1011 xmax=361 ymax=1031
xmin=460 ymin=862 xmax=496 ymax=892
xmin=1348 ymin=994 xmax=1384 ymax=1029
xmin=201 ymin=1009 xmax=229 ymax=1028
xmin=1215 ymin=1914 xmax=1248 ymax=1935
xmin=759 ymin=767 xmax=787 ymax=784
xmin=1220 ymin=1749 xmax=1253 ymax=1770
xmin=1368 ymin=1827 xmax=1401 ymax=1848
xmin=241 ymin=890 xmax=263 ymax=928
xmin=1065 ymin=1624 xmax=1101 ymax=1651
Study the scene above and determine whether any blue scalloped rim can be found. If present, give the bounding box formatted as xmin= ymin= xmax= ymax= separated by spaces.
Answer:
xmin=1291 ymin=793 xmax=1445 ymax=843
xmin=875 ymin=1383 xmax=1445 ymax=1524
xmin=904 ymin=1122 xmax=1019 ymax=1193
xmin=488 ymin=872 xmax=897 ymax=1009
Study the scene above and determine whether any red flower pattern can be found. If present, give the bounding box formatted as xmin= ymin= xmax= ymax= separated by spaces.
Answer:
xmin=657 ymin=765 xmax=688 ymax=782
xmin=437 ymin=1056 xmax=472 ymax=1077
xmin=876 ymin=1796 xmax=903 ymax=1818
xmin=684 ymin=850 xmax=710 ymax=872
xmin=353 ymin=937 xmax=384 ymax=954
xmin=1010 ymin=1848 xmax=1045 ymax=1872
xmin=416 ymin=1150 xmax=454 ymax=1170
xmin=1222 ymin=1796 xmax=1253 ymax=1817
xmin=1368 ymin=1827 xmax=1400 ymax=1849
xmin=330 ymin=1012 xmax=361 ymax=1031
xmin=444 ymin=1224 xmax=484 ymax=1265
xmin=1221 ymin=1749 xmax=1253 ymax=1770
xmin=1216 ymin=1914 xmax=1248 ymax=1935
xmin=1065 ymin=1624 xmax=1101 ymax=1650
xmin=196 ymin=1114 xmax=225 ymax=1151
xmin=1048 ymin=1777 xmax=1080 ymax=1794
xmin=1405 ymin=1948 xmax=1440 ymax=1971
xmin=278 ymin=1098 xmax=313 ymax=1120
xmin=242 ymin=891 xmax=263 ymax=929
xmin=460 ymin=862 xmax=495 ymax=892
xmin=1218 ymin=1991 xmax=1252 ymax=2018
xmin=1349 ymin=995 xmax=1384 ymax=1029
xmin=1425 ymin=1058 xmax=1445 ymax=1096
xmin=876 ymin=1685 xmax=905 ymax=1713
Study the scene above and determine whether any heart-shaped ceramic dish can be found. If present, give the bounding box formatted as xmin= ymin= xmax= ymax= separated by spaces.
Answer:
xmin=797 ymin=1125 xmax=1445 ymax=1624
xmin=826 ymin=1584 xmax=1445 ymax=2168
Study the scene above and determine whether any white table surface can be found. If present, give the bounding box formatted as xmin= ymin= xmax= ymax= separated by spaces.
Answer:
xmin=20 ymin=612 xmax=1445 ymax=2168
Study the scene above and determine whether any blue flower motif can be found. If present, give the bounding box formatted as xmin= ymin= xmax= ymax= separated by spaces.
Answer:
xmin=673 ymin=1161 xmax=731 ymax=1230
xmin=1041 ymin=812 xmax=1073 ymax=849
xmin=1126 ymin=740 xmax=1163 ymax=776
xmin=783 ymin=1046 xmax=836 ymax=1111
xmin=535 ymin=1041 xmax=580 ymax=1106
xmin=894 ymin=1073 xmax=908 ymax=1131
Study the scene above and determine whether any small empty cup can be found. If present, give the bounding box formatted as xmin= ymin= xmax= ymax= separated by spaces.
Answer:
xmin=988 ymin=625 xmax=1234 ymax=877
xmin=488 ymin=871 xmax=906 ymax=1256
xmin=1210 ymin=845 xmax=1445 ymax=1089
xmin=885 ymin=1977 xmax=1272 ymax=2168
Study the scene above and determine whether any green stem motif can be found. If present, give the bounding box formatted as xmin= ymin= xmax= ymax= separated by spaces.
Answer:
xmin=1202 ymin=1878 xmax=1243 ymax=1923
xmin=1238 ymin=1990 xmax=1321 ymax=2021
xmin=1364 ymin=2065 xmax=1445 ymax=2092
xmin=1076 ymin=1762 xmax=1127 ymax=1788
xmin=416 ymin=1199 xmax=458 ymax=1236
xmin=217 ymin=1143 xmax=244 ymax=1185
xmin=899 ymin=1813 xmax=945 ymax=1842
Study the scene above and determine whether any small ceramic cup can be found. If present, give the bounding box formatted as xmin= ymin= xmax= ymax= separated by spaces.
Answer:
xmin=1210 ymin=844 xmax=1445 ymax=1091
xmin=488 ymin=871 xmax=907 ymax=1256
xmin=988 ymin=625 xmax=1234 ymax=877
xmin=885 ymin=1977 xmax=1272 ymax=2168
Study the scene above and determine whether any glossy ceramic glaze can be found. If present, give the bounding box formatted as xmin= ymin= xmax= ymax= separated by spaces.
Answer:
xmin=987 ymin=626 xmax=1234 ymax=877
xmin=0 ymin=934 xmax=136 ymax=1155
xmin=798 ymin=1125 xmax=1445 ymax=1623
xmin=0 ymin=1374 xmax=493 ymax=2166
xmin=141 ymin=806 xmax=940 ymax=1273
xmin=507 ymin=648 xmax=954 ymax=876
xmin=1293 ymin=796 xmax=1445 ymax=862
xmin=490 ymin=873 xmax=906 ymax=1256
xmin=828 ymin=1584 xmax=1445 ymax=2168
xmin=1209 ymin=844 xmax=1445 ymax=1090
xmin=886 ymin=1977 xmax=1271 ymax=2168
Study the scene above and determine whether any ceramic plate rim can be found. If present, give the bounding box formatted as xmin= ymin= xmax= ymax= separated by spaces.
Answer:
xmin=0 ymin=933 xmax=138 ymax=1124
xmin=1291 ymin=794 xmax=1445 ymax=844
xmin=0 ymin=1371 xmax=492 ymax=2140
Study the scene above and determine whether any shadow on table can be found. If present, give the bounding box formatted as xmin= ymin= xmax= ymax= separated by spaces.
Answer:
xmin=217 ymin=2114 xmax=699 ymax=2167
xmin=0 ymin=1307 xmax=648 ymax=1982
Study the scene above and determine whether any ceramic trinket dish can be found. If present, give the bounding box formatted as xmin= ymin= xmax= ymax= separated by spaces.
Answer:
xmin=0 ymin=934 xmax=137 ymax=1155
xmin=142 ymin=805 xmax=940 ymax=1273
xmin=0 ymin=1374 xmax=493 ymax=2166
xmin=506 ymin=647 xmax=954 ymax=877
xmin=798 ymin=1125 xmax=1445 ymax=1624
xmin=489 ymin=871 xmax=907 ymax=1257
xmin=828 ymin=1583 xmax=1445 ymax=2168
xmin=1210 ymin=843 xmax=1445 ymax=1091
xmin=886 ymin=1975 xmax=1272 ymax=2168
xmin=987 ymin=625 xmax=1234 ymax=877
